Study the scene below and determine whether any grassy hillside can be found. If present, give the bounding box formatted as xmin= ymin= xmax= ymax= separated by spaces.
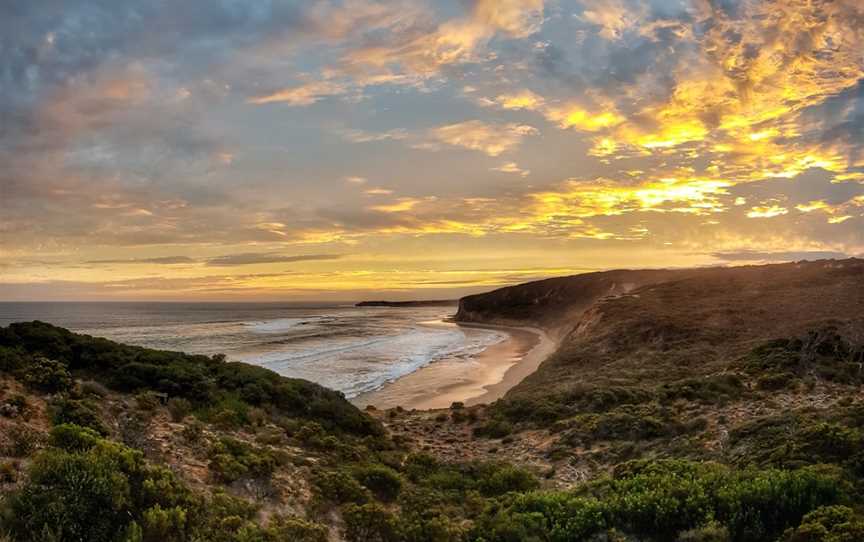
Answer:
xmin=2 ymin=260 xmax=864 ymax=542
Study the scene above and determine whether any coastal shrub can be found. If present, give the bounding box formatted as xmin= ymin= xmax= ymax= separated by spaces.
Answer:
xmin=50 ymin=397 xmax=108 ymax=435
xmin=313 ymin=469 xmax=370 ymax=505
xmin=739 ymin=330 xmax=864 ymax=386
xmin=728 ymin=413 xmax=864 ymax=471
xmin=352 ymin=465 xmax=403 ymax=502
xmin=478 ymin=464 xmax=540 ymax=497
xmin=208 ymin=437 xmax=277 ymax=483
xmin=471 ymin=460 xmax=845 ymax=542
xmin=3 ymin=424 xmax=43 ymax=457
xmin=678 ymin=522 xmax=730 ymax=542
xmin=401 ymin=452 xmax=441 ymax=482
xmin=0 ymin=461 xmax=17 ymax=483
xmin=166 ymin=397 xmax=192 ymax=422
xmin=780 ymin=505 xmax=864 ymax=541
xmin=0 ymin=346 xmax=27 ymax=373
xmin=4 ymin=447 xmax=134 ymax=541
xmin=715 ymin=467 xmax=845 ymax=541
xmin=49 ymin=423 xmax=101 ymax=452
xmin=19 ymin=356 xmax=72 ymax=393
xmin=137 ymin=391 xmax=168 ymax=412
xmin=266 ymin=516 xmax=329 ymax=542
xmin=756 ymin=372 xmax=796 ymax=391
xmin=79 ymin=380 xmax=110 ymax=397
xmin=343 ymin=503 xmax=401 ymax=542
xmin=1 ymin=428 xmax=294 ymax=542
xmin=659 ymin=374 xmax=746 ymax=403
xmin=473 ymin=418 xmax=513 ymax=439
xmin=561 ymin=406 xmax=669 ymax=446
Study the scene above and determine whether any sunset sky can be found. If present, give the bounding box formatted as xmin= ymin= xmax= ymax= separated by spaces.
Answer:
xmin=1 ymin=0 xmax=863 ymax=301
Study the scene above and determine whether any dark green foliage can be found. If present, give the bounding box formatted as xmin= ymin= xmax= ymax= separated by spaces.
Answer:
xmin=313 ymin=469 xmax=370 ymax=505
xmin=207 ymin=437 xmax=277 ymax=483
xmin=0 ymin=346 xmax=27 ymax=372
xmin=0 ymin=461 xmax=17 ymax=483
xmin=781 ymin=505 xmax=864 ymax=541
xmin=728 ymin=411 xmax=864 ymax=473
xmin=50 ymin=397 xmax=109 ymax=435
xmin=5 ymin=445 xmax=135 ymax=541
xmin=0 ymin=321 xmax=382 ymax=438
xmin=49 ymin=424 xmax=101 ymax=452
xmin=556 ymin=403 xmax=709 ymax=448
xmin=658 ymin=374 xmax=746 ymax=403
xmin=3 ymin=321 xmax=863 ymax=542
xmin=352 ymin=464 xmax=403 ymax=502
xmin=0 ymin=427 xmax=330 ymax=542
xmin=473 ymin=418 xmax=513 ymax=438
xmin=2 ymin=434 xmax=205 ymax=542
xmin=19 ymin=356 xmax=73 ymax=393
xmin=343 ymin=503 xmax=401 ymax=542
xmin=473 ymin=460 xmax=846 ymax=542
xmin=263 ymin=516 xmax=329 ymax=542
xmin=739 ymin=328 xmax=864 ymax=386
xmin=79 ymin=380 xmax=110 ymax=397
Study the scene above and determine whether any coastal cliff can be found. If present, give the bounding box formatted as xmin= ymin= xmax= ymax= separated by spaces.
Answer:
xmin=455 ymin=259 xmax=864 ymax=397
xmin=455 ymin=268 xmax=680 ymax=337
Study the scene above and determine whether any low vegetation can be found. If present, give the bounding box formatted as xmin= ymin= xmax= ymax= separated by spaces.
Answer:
xmin=3 ymin=318 xmax=864 ymax=541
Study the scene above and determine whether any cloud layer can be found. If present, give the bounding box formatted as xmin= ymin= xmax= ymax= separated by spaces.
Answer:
xmin=1 ymin=0 xmax=862 ymax=299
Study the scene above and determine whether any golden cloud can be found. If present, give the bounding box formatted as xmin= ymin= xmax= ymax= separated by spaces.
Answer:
xmin=580 ymin=0 xmax=643 ymax=40
xmin=431 ymin=120 xmax=538 ymax=156
xmin=248 ymin=80 xmax=347 ymax=106
xmin=491 ymin=162 xmax=530 ymax=177
xmin=473 ymin=0 xmax=545 ymax=38
xmin=747 ymin=205 xmax=789 ymax=218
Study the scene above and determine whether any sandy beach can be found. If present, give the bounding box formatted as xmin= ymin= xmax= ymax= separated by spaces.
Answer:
xmin=352 ymin=322 xmax=557 ymax=410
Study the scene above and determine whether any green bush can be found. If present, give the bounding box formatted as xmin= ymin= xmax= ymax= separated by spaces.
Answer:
xmin=352 ymin=465 xmax=403 ymax=502
xmin=79 ymin=380 xmax=110 ymax=397
xmin=50 ymin=397 xmax=109 ymax=435
xmin=678 ymin=521 xmax=730 ymax=541
xmin=478 ymin=465 xmax=540 ymax=497
xmin=313 ymin=469 xmax=369 ymax=505
xmin=1 ymin=429 xmax=291 ymax=542
xmin=208 ymin=437 xmax=277 ymax=483
xmin=343 ymin=503 xmax=401 ymax=542
xmin=49 ymin=423 xmax=102 ymax=452
xmin=781 ymin=505 xmax=864 ymax=541
xmin=267 ymin=516 xmax=329 ymax=542
xmin=473 ymin=419 xmax=513 ymax=439
xmin=472 ymin=460 xmax=845 ymax=542
xmin=19 ymin=356 xmax=72 ymax=393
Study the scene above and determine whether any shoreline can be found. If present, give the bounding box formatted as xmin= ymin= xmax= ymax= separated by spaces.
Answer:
xmin=352 ymin=322 xmax=558 ymax=411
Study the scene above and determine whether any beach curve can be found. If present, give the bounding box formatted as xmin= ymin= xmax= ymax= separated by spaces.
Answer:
xmin=352 ymin=322 xmax=559 ymax=410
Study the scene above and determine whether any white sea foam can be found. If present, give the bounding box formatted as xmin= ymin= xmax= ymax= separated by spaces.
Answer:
xmin=243 ymin=323 xmax=506 ymax=398
xmin=3 ymin=302 xmax=503 ymax=399
xmin=242 ymin=317 xmax=329 ymax=333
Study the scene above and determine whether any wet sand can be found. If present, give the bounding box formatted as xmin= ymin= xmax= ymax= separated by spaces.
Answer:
xmin=352 ymin=323 xmax=557 ymax=410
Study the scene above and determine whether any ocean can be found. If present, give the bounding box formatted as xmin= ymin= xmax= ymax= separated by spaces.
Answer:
xmin=0 ymin=302 xmax=506 ymax=399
